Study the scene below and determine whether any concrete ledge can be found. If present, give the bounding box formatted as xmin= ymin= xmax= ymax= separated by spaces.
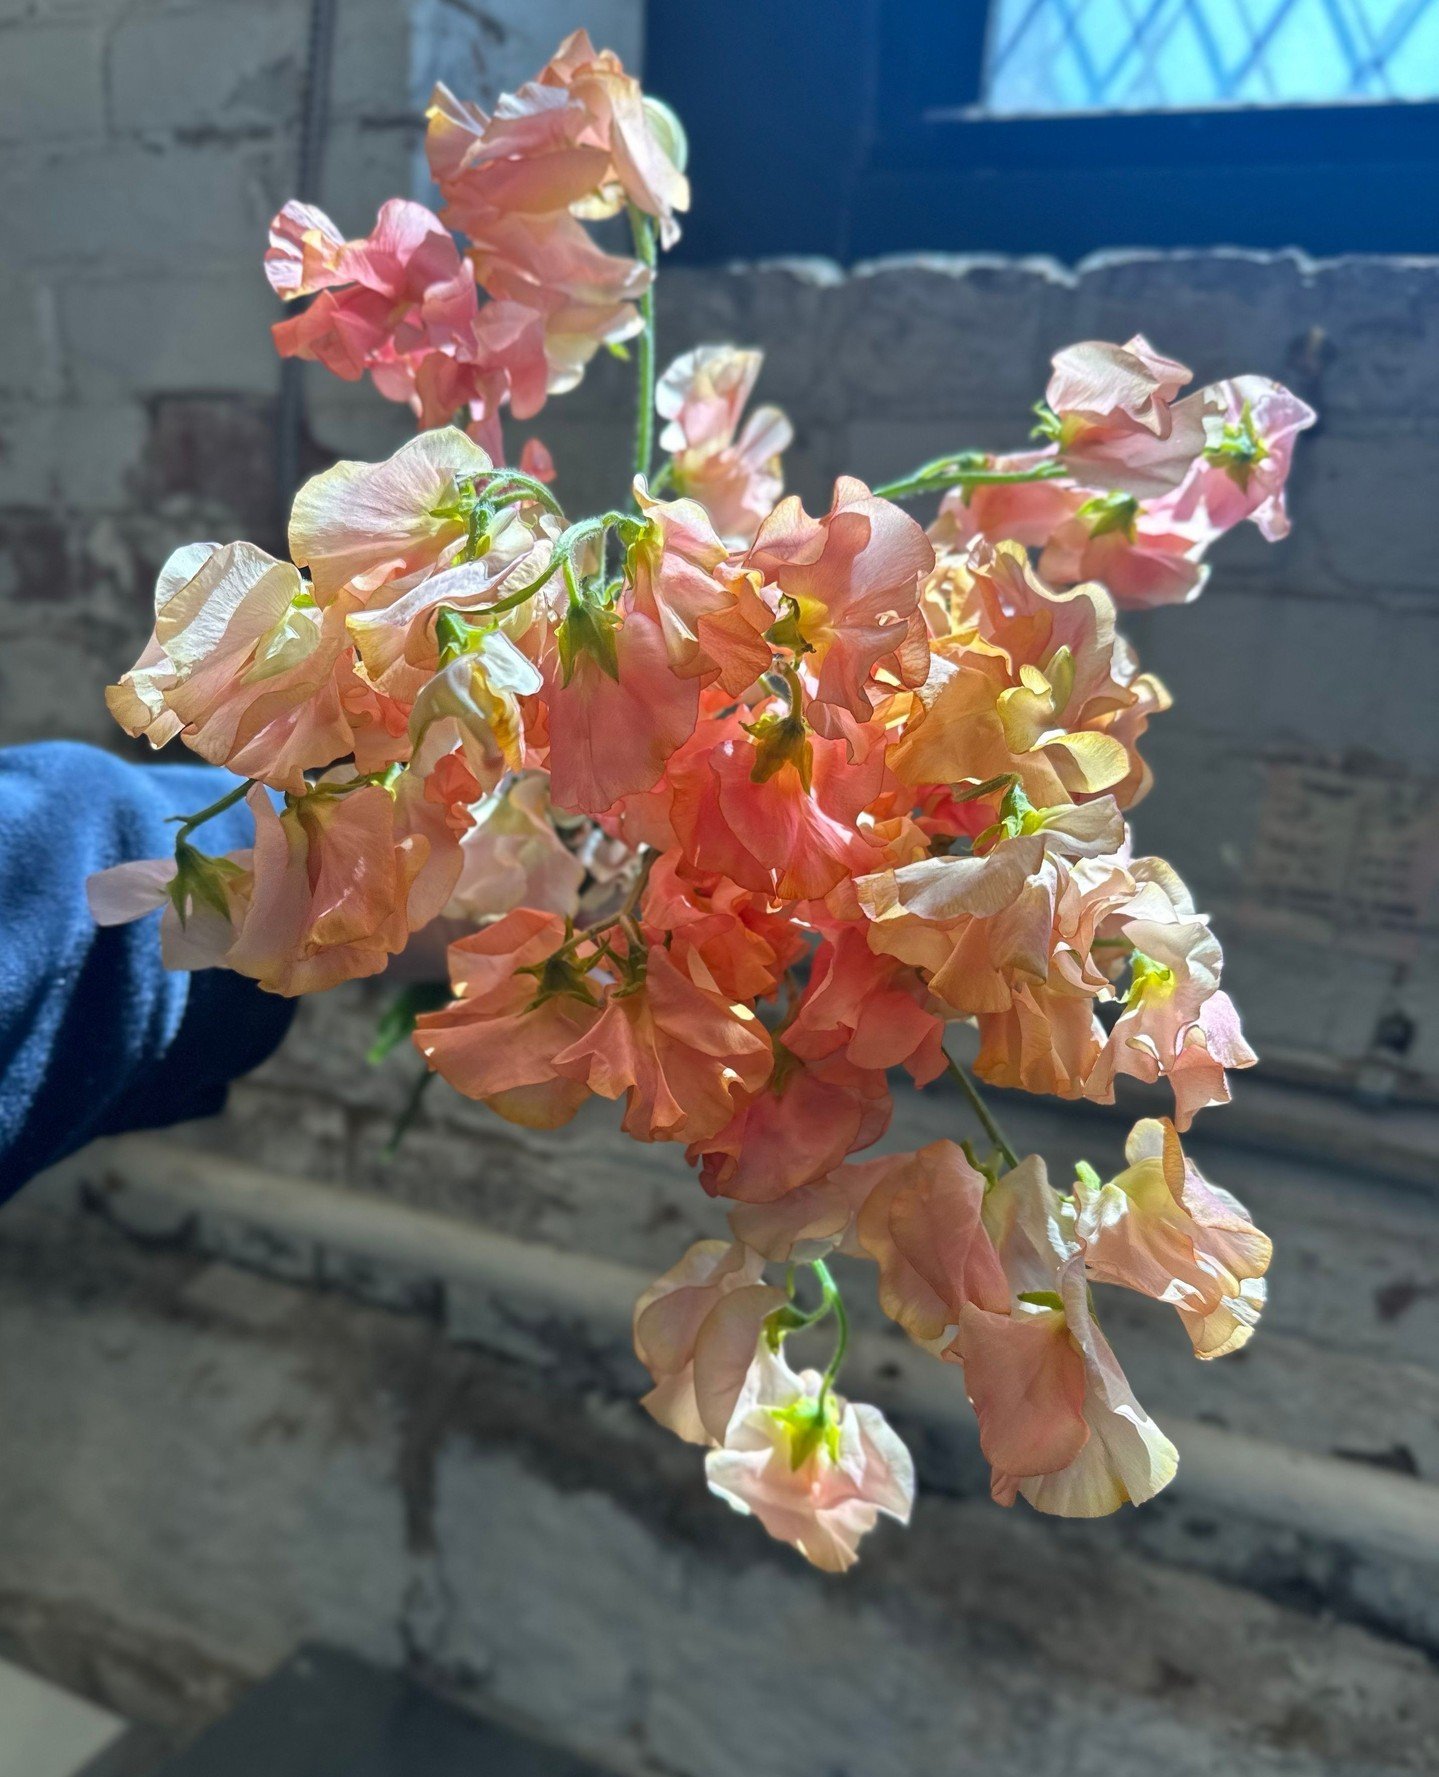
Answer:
xmin=43 ymin=1134 xmax=1439 ymax=1577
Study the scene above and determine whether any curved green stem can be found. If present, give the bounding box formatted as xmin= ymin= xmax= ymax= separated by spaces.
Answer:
xmin=943 ymin=1050 xmax=1020 ymax=1171
xmin=627 ymin=207 xmax=658 ymax=489
xmin=813 ymin=1258 xmax=849 ymax=1414
xmin=874 ymin=457 xmax=1069 ymax=504
xmin=474 ymin=468 xmax=566 ymax=522
xmin=167 ymin=778 xmax=251 ymax=842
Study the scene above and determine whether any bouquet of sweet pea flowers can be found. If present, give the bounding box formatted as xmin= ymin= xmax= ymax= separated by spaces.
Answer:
xmin=89 ymin=30 xmax=1314 ymax=1573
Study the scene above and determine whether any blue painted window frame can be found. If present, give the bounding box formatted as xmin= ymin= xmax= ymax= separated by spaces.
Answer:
xmin=645 ymin=0 xmax=1439 ymax=264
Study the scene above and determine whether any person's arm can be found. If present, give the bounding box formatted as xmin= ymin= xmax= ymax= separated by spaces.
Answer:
xmin=0 ymin=741 xmax=295 ymax=1200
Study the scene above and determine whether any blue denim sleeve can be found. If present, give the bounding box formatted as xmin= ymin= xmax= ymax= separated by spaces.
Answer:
xmin=0 ymin=741 xmax=296 ymax=1200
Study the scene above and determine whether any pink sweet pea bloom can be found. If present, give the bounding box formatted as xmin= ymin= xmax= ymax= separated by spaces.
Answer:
xmin=1069 ymin=1118 xmax=1271 ymax=1359
xmin=414 ymin=907 xmax=602 ymax=1128
xmin=106 ymin=541 xmax=360 ymax=795
xmin=267 ymin=198 xmax=544 ymax=430
xmin=953 ymin=1157 xmax=1178 ymax=1516
xmin=223 ymin=778 xmax=457 ymax=996
xmin=1169 ymin=376 xmax=1316 ymax=542
xmin=746 ymin=478 xmax=934 ymax=735
xmin=656 ymin=345 xmax=793 ymax=547
xmin=1044 ymin=335 xmax=1206 ymax=499
xmin=930 ymin=451 xmax=1082 ymax=555
xmin=633 ymin=1240 xmax=786 ymax=1445
xmin=783 ymin=925 xmax=947 ymax=1086
xmin=1039 ymin=492 xmax=1214 ymax=610
xmin=726 ymin=1161 xmax=879 ymax=1264
xmin=855 ymin=1141 xmax=1011 ymax=1347
xmin=705 ymin=1345 xmax=914 ymax=1572
xmin=548 ymin=943 xmax=772 ymax=1144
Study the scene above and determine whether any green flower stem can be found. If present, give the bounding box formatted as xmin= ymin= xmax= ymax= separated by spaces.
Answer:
xmin=873 ymin=458 xmax=1069 ymax=504
xmin=167 ymin=778 xmax=252 ymax=843
xmin=628 ymin=207 xmax=658 ymax=489
xmin=473 ymin=468 xmax=566 ymax=521
xmin=943 ymin=1049 xmax=1020 ymax=1171
xmin=812 ymin=1258 xmax=849 ymax=1414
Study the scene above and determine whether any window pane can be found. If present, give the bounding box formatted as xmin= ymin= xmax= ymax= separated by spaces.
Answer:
xmin=982 ymin=0 xmax=1439 ymax=113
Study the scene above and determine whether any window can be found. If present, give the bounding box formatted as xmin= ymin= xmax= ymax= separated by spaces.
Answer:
xmin=982 ymin=0 xmax=1439 ymax=115
xmin=646 ymin=0 xmax=1439 ymax=262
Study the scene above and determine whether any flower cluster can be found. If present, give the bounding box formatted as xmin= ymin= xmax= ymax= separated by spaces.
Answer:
xmin=91 ymin=32 xmax=1308 ymax=1572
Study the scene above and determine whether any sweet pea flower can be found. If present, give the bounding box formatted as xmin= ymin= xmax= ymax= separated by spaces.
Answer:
xmin=726 ymin=1162 xmax=879 ymax=1264
xmin=633 ymin=1240 xmax=786 ymax=1445
xmin=267 ymin=198 xmax=547 ymax=430
xmin=1169 ymin=376 xmax=1316 ymax=542
xmin=542 ymin=601 xmax=700 ymax=815
xmin=656 ymin=345 xmax=793 ymax=546
xmin=1068 ymin=1119 xmax=1271 ymax=1359
xmin=106 ymin=541 xmax=360 ymax=796
xmin=407 ymin=625 xmax=543 ymax=788
xmin=746 ymin=478 xmax=934 ymax=735
xmin=87 ymin=843 xmax=253 ymax=973
xmin=415 ymin=907 xmax=603 ymax=1127
xmin=953 ymin=1157 xmax=1178 ymax=1516
xmin=445 ymin=773 xmax=585 ymax=924
xmin=1042 ymin=335 xmax=1206 ymax=499
xmin=288 ymin=428 xmax=503 ymax=607
xmin=1038 ymin=489 xmax=1214 ymax=610
xmin=220 ymin=776 xmax=458 ymax=996
xmin=855 ymin=1141 xmax=1010 ymax=1348
xmin=782 ymin=925 xmax=947 ymax=1086
xmin=893 ymin=544 xmax=1147 ymax=808
xmin=691 ymin=1048 xmax=892 ymax=1204
xmin=664 ymin=696 xmax=895 ymax=903
xmin=548 ymin=942 xmax=772 ymax=1144
xmin=1087 ymin=893 xmax=1257 ymax=1129
xmin=930 ymin=451 xmax=1082 ymax=555
xmin=639 ymin=851 xmax=804 ymax=1003
xmin=428 ymin=31 xmax=688 ymax=244
xmin=705 ymin=1345 xmax=914 ymax=1572
xmin=627 ymin=485 xmax=774 ymax=692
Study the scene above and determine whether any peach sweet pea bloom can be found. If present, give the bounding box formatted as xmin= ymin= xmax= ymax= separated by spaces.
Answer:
xmin=223 ymin=777 xmax=460 ymax=996
xmin=633 ymin=1240 xmax=786 ymax=1445
xmin=288 ymin=428 xmax=498 ymax=607
xmin=445 ymin=773 xmax=585 ymax=924
xmin=106 ymin=541 xmax=358 ymax=796
xmin=415 ymin=907 xmax=602 ymax=1128
xmin=407 ymin=625 xmax=543 ymax=789
xmin=656 ymin=345 xmax=793 ymax=546
xmin=895 ymin=543 xmax=1153 ymax=809
xmin=726 ymin=1161 xmax=878 ymax=1264
xmin=549 ymin=943 xmax=772 ymax=1144
xmin=746 ymin=478 xmax=934 ymax=735
xmin=954 ymin=1157 xmax=1178 ymax=1516
xmin=628 ymin=484 xmax=774 ymax=692
xmin=782 ymin=926 xmax=947 ymax=1087
xmin=855 ymin=1141 xmax=1010 ymax=1348
xmin=639 ymin=851 xmax=804 ymax=1003
xmin=1038 ymin=491 xmax=1213 ymax=611
xmin=691 ymin=1048 xmax=892 ymax=1204
xmin=705 ymin=1345 xmax=914 ymax=1573
xmin=1069 ymin=1119 xmax=1271 ymax=1359
xmin=1044 ymin=335 xmax=1206 ymax=499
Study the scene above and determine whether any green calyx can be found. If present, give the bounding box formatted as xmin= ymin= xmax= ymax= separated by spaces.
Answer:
xmin=520 ymin=945 xmax=602 ymax=1009
xmin=745 ymin=708 xmax=813 ymax=791
xmin=1017 ymin=1289 xmax=1065 ymax=1314
xmin=976 ymin=779 xmax=1042 ymax=851
xmin=1031 ymin=401 xmax=1064 ymax=444
xmin=168 ymin=839 xmax=246 ymax=927
xmin=1203 ymin=398 xmax=1269 ymax=490
xmin=764 ymin=594 xmax=811 ymax=658
xmin=1078 ymin=489 xmax=1140 ymax=541
xmin=556 ymin=593 xmax=621 ymax=685
xmin=435 ymin=606 xmax=493 ymax=667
